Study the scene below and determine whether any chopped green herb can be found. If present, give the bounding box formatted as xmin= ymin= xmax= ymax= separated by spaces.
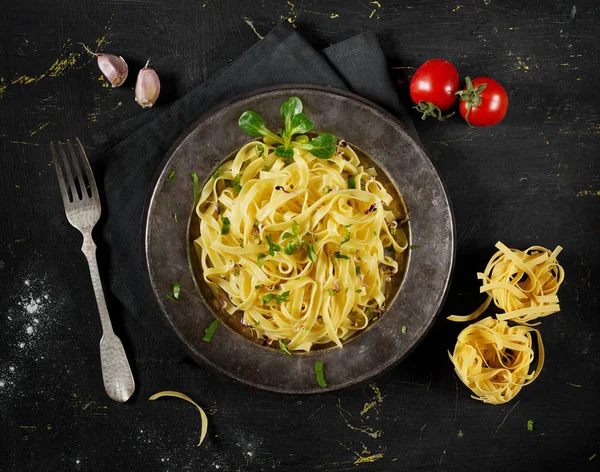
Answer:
xmin=221 ymin=216 xmax=230 ymax=235
xmin=173 ymin=212 xmax=178 ymax=224
xmin=409 ymin=244 xmax=419 ymax=250
xmin=190 ymin=171 xmax=200 ymax=205
xmin=590 ymin=454 xmax=597 ymax=461
xmin=355 ymin=266 xmax=361 ymax=275
xmin=212 ymin=167 xmax=221 ymax=180
xmin=315 ymin=361 xmax=327 ymax=387
xmin=341 ymin=229 xmax=351 ymax=245
xmin=279 ymin=339 xmax=292 ymax=355
xmin=255 ymin=284 xmax=262 ymax=290
xmin=167 ymin=169 xmax=176 ymax=184
xmin=262 ymin=290 xmax=290 ymax=305
xmin=334 ymin=252 xmax=349 ymax=260
xmin=401 ymin=325 xmax=407 ymax=335
xmin=202 ymin=319 xmax=219 ymax=342
xmin=257 ymin=253 xmax=267 ymax=267
xmin=355 ymin=289 xmax=362 ymax=293
xmin=344 ymin=287 xmax=349 ymax=293
xmin=266 ymin=234 xmax=281 ymax=256
xmin=232 ymin=174 xmax=242 ymax=193
xmin=373 ymin=230 xmax=378 ymax=237
xmin=347 ymin=175 xmax=356 ymax=189
xmin=283 ymin=220 xmax=302 ymax=255
xmin=328 ymin=289 xmax=338 ymax=296
xmin=304 ymin=242 xmax=317 ymax=263
xmin=527 ymin=420 xmax=534 ymax=432
xmin=256 ymin=143 xmax=265 ymax=159
xmin=170 ymin=282 xmax=181 ymax=300
xmin=398 ymin=216 xmax=410 ymax=226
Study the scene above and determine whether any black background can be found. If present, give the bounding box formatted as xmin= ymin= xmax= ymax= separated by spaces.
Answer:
xmin=1 ymin=1 xmax=599 ymax=471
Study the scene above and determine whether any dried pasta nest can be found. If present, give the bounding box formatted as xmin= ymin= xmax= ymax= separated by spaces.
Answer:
xmin=448 ymin=316 xmax=545 ymax=405
xmin=448 ymin=242 xmax=564 ymax=325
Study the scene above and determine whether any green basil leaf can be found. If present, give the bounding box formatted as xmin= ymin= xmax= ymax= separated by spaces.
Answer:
xmin=202 ymin=319 xmax=219 ymax=342
xmin=401 ymin=325 xmax=407 ymax=335
xmin=282 ymin=232 xmax=293 ymax=239
xmin=256 ymin=143 xmax=265 ymax=158
xmin=167 ymin=169 xmax=176 ymax=184
xmin=262 ymin=294 xmax=276 ymax=305
xmin=355 ymin=265 xmax=361 ymax=275
xmin=266 ymin=234 xmax=281 ymax=256
xmin=257 ymin=253 xmax=267 ymax=267
xmin=239 ymin=111 xmax=270 ymax=136
xmin=334 ymin=252 xmax=349 ymax=260
xmin=212 ymin=167 xmax=221 ymax=180
xmin=292 ymin=220 xmax=300 ymax=235
xmin=315 ymin=361 xmax=327 ymax=387
xmin=307 ymin=134 xmax=337 ymax=159
xmin=280 ymin=96 xmax=303 ymax=135
xmin=289 ymin=113 xmax=313 ymax=136
xmin=347 ymin=175 xmax=356 ymax=189
xmin=277 ymin=291 xmax=290 ymax=303
xmin=275 ymin=146 xmax=294 ymax=159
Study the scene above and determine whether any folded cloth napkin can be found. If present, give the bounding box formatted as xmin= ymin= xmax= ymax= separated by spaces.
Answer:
xmin=55 ymin=21 xmax=418 ymax=362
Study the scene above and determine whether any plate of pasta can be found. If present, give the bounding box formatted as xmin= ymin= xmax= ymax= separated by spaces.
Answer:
xmin=144 ymin=86 xmax=455 ymax=393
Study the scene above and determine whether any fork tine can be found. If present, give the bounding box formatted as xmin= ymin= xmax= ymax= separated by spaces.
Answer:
xmin=51 ymin=142 xmax=72 ymax=205
xmin=75 ymin=137 xmax=98 ymax=199
xmin=58 ymin=142 xmax=78 ymax=201
xmin=67 ymin=139 xmax=88 ymax=199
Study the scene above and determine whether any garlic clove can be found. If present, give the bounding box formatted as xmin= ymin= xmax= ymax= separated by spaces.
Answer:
xmin=80 ymin=43 xmax=129 ymax=88
xmin=135 ymin=61 xmax=160 ymax=108
xmin=97 ymin=54 xmax=129 ymax=87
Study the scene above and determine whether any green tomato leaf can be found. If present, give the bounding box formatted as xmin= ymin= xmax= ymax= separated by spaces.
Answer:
xmin=238 ymin=111 xmax=269 ymax=137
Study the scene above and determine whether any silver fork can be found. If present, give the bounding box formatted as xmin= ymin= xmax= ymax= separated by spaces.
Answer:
xmin=51 ymin=138 xmax=135 ymax=403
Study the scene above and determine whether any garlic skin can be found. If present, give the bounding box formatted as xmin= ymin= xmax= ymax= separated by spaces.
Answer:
xmin=97 ymin=54 xmax=128 ymax=87
xmin=135 ymin=61 xmax=160 ymax=108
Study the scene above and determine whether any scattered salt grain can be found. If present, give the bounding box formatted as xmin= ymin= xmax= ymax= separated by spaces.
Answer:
xmin=19 ymin=343 xmax=25 ymax=349
xmin=26 ymin=326 xmax=33 ymax=335
xmin=24 ymin=280 xmax=30 ymax=286
xmin=9 ymin=366 xmax=15 ymax=372
xmin=25 ymin=299 xmax=39 ymax=314
xmin=0 ymin=381 xmax=5 ymax=387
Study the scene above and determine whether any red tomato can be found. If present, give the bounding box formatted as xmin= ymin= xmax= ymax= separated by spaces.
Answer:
xmin=410 ymin=59 xmax=459 ymax=120
xmin=457 ymin=77 xmax=508 ymax=126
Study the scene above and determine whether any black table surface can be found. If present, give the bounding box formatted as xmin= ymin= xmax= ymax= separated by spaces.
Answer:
xmin=1 ymin=1 xmax=598 ymax=471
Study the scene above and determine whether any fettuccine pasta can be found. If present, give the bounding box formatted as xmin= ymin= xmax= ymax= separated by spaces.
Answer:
xmin=194 ymin=140 xmax=407 ymax=351
xmin=449 ymin=316 xmax=545 ymax=405
xmin=448 ymin=242 xmax=564 ymax=325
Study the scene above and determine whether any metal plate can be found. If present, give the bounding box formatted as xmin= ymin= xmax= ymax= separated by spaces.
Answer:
xmin=144 ymin=86 xmax=455 ymax=394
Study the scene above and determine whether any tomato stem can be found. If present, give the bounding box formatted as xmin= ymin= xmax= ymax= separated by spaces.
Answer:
xmin=413 ymin=101 xmax=455 ymax=121
xmin=455 ymin=76 xmax=487 ymax=126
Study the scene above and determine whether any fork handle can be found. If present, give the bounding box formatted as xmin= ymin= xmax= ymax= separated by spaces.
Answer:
xmin=82 ymin=234 xmax=135 ymax=403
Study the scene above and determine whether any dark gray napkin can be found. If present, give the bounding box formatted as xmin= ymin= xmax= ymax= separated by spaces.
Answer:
xmin=58 ymin=21 xmax=417 ymax=362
